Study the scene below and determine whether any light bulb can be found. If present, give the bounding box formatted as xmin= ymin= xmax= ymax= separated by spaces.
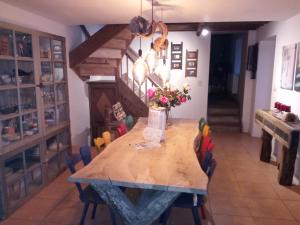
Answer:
xmin=133 ymin=57 xmax=149 ymax=85
xmin=156 ymin=62 xmax=170 ymax=85
xmin=201 ymin=28 xmax=209 ymax=36
xmin=145 ymin=47 xmax=158 ymax=74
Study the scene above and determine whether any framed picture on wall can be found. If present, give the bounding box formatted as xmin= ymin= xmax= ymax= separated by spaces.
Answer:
xmin=294 ymin=43 xmax=300 ymax=92
xmin=281 ymin=44 xmax=296 ymax=90
xmin=185 ymin=49 xmax=198 ymax=77
xmin=171 ymin=42 xmax=183 ymax=70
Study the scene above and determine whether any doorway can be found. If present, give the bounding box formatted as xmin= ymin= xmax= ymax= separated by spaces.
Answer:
xmin=208 ymin=33 xmax=248 ymax=132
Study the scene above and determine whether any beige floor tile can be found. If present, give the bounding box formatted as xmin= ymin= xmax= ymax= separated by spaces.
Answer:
xmin=210 ymin=196 xmax=251 ymax=216
xmin=284 ymin=201 xmax=300 ymax=221
xmin=238 ymin=181 xmax=279 ymax=199
xmin=209 ymin=178 xmax=242 ymax=198
xmin=0 ymin=218 xmax=41 ymax=225
xmin=253 ymin=217 xmax=299 ymax=225
xmin=247 ymin=198 xmax=294 ymax=220
xmin=232 ymin=168 xmax=269 ymax=183
xmin=212 ymin=214 xmax=256 ymax=225
xmin=10 ymin=197 xmax=60 ymax=222
xmin=35 ymin=181 xmax=74 ymax=200
xmin=272 ymin=185 xmax=300 ymax=201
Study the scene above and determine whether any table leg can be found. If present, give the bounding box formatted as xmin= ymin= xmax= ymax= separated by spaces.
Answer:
xmin=278 ymin=132 xmax=299 ymax=186
xmin=260 ymin=129 xmax=272 ymax=162
xmin=91 ymin=182 xmax=179 ymax=225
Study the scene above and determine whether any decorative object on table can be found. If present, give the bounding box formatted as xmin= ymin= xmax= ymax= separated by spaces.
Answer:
xmin=112 ymin=102 xmax=126 ymax=121
xmin=185 ymin=49 xmax=198 ymax=77
xmin=294 ymin=43 xmax=300 ymax=92
xmin=147 ymin=107 xmax=166 ymax=141
xmin=281 ymin=44 xmax=296 ymax=90
xmin=285 ymin=113 xmax=299 ymax=123
xmin=171 ymin=42 xmax=183 ymax=70
xmin=247 ymin=44 xmax=259 ymax=79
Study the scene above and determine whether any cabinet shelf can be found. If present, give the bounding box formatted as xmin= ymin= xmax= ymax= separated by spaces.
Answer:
xmin=16 ymin=57 xmax=33 ymax=62
xmin=0 ymin=85 xmax=18 ymax=91
xmin=0 ymin=55 xmax=15 ymax=60
xmin=0 ymin=112 xmax=20 ymax=121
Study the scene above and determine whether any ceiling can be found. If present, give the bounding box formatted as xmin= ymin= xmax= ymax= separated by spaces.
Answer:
xmin=2 ymin=0 xmax=300 ymax=25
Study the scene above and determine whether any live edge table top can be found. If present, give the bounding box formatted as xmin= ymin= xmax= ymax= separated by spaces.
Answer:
xmin=69 ymin=118 xmax=208 ymax=195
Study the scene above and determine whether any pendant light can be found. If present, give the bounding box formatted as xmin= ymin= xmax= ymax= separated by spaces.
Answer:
xmin=132 ymin=0 xmax=149 ymax=85
xmin=156 ymin=58 xmax=170 ymax=86
xmin=145 ymin=0 xmax=159 ymax=74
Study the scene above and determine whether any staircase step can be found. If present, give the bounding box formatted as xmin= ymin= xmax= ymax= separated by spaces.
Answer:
xmin=115 ymin=28 xmax=133 ymax=40
xmin=208 ymin=115 xmax=240 ymax=125
xmin=90 ymin=48 xmax=122 ymax=59
xmin=103 ymin=38 xmax=127 ymax=50
xmin=208 ymin=107 xmax=240 ymax=116
xmin=84 ymin=58 xmax=119 ymax=67
xmin=210 ymin=125 xmax=241 ymax=132
xmin=77 ymin=64 xmax=116 ymax=76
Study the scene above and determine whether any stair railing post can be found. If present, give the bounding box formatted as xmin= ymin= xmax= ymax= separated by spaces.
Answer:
xmin=145 ymin=78 xmax=148 ymax=104
xmin=139 ymin=84 xmax=142 ymax=99
xmin=126 ymin=56 xmax=129 ymax=85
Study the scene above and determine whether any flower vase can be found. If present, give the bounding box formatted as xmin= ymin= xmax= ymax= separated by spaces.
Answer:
xmin=165 ymin=108 xmax=172 ymax=127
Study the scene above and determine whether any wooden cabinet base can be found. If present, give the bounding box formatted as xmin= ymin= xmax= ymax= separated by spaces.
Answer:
xmin=278 ymin=132 xmax=299 ymax=186
xmin=260 ymin=129 xmax=272 ymax=162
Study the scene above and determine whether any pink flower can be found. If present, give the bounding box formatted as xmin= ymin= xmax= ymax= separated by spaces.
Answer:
xmin=147 ymin=88 xmax=156 ymax=98
xmin=180 ymin=96 xmax=186 ymax=103
xmin=160 ymin=96 xmax=169 ymax=104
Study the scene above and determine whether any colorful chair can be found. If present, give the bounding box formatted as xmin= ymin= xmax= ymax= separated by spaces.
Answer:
xmin=93 ymin=137 xmax=105 ymax=152
xmin=117 ymin=122 xmax=127 ymax=136
xmin=102 ymin=131 xmax=112 ymax=146
xmin=160 ymin=151 xmax=217 ymax=225
xmin=65 ymin=154 xmax=116 ymax=225
xmin=124 ymin=115 xmax=134 ymax=130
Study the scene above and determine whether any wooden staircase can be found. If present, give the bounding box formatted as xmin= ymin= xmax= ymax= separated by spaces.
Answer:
xmin=70 ymin=25 xmax=163 ymax=117
xmin=69 ymin=24 xmax=133 ymax=80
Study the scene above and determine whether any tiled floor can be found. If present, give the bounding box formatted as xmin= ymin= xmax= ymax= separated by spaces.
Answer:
xmin=1 ymin=132 xmax=300 ymax=225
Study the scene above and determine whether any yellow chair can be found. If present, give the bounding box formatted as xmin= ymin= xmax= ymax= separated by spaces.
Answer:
xmin=94 ymin=137 xmax=105 ymax=153
xmin=102 ymin=131 xmax=112 ymax=146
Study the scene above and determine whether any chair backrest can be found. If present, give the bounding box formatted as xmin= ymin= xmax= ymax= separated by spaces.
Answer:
xmin=201 ymin=151 xmax=217 ymax=181
xmin=94 ymin=137 xmax=105 ymax=151
xmin=80 ymin=146 xmax=92 ymax=166
xmin=102 ymin=131 xmax=112 ymax=145
xmin=65 ymin=154 xmax=84 ymax=196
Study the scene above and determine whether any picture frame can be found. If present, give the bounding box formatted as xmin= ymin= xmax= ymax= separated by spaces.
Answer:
xmin=171 ymin=42 xmax=183 ymax=70
xmin=185 ymin=49 xmax=198 ymax=77
xmin=281 ymin=44 xmax=296 ymax=90
xmin=294 ymin=43 xmax=300 ymax=92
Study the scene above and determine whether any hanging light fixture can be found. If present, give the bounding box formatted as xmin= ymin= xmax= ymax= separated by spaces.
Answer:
xmin=145 ymin=0 xmax=159 ymax=74
xmin=132 ymin=0 xmax=149 ymax=85
xmin=156 ymin=58 xmax=170 ymax=86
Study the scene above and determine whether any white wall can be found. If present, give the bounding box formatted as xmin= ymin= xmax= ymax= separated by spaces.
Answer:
xmin=251 ymin=39 xmax=276 ymax=137
xmin=131 ymin=32 xmax=211 ymax=119
xmin=0 ymin=1 xmax=90 ymax=146
xmin=257 ymin=12 xmax=300 ymax=182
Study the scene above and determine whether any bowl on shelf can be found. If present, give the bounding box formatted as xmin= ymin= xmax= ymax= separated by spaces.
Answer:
xmin=0 ymin=105 xmax=18 ymax=114
xmin=0 ymin=74 xmax=12 ymax=85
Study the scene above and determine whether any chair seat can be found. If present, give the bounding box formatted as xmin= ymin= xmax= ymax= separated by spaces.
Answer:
xmin=80 ymin=185 xmax=105 ymax=204
xmin=173 ymin=193 xmax=205 ymax=208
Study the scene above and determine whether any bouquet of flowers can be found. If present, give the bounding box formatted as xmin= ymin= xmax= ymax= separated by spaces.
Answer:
xmin=147 ymin=83 xmax=191 ymax=110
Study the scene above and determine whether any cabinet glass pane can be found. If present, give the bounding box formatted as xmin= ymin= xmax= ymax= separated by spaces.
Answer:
xmin=7 ymin=178 xmax=26 ymax=208
xmin=39 ymin=37 xmax=51 ymax=59
xmin=20 ymin=87 xmax=36 ymax=112
xmin=0 ymin=28 xmax=14 ymax=56
xmin=25 ymin=145 xmax=41 ymax=170
xmin=52 ymin=40 xmax=63 ymax=60
xmin=0 ymin=60 xmax=16 ymax=86
xmin=22 ymin=112 xmax=38 ymax=138
xmin=1 ymin=117 xmax=21 ymax=146
xmin=54 ymin=62 xmax=64 ymax=81
xmin=58 ymin=129 xmax=70 ymax=150
xmin=15 ymin=32 xmax=32 ymax=58
xmin=5 ymin=153 xmax=24 ymax=183
xmin=0 ymin=89 xmax=18 ymax=116
xmin=17 ymin=61 xmax=34 ymax=84
xmin=47 ymin=155 xmax=60 ymax=180
xmin=57 ymin=104 xmax=67 ymax=123
xmin=56 ymin=84 xmax=66 ymax=103
xmin=40 ymin=61 xmax=53 ymax=83
xmin=44 ymin=107 xmax=56 ymax=129
xmin=46 ymin=135 xmax=59 ymax=161
xmin=42 ymin=85 xmax=55 ymax=106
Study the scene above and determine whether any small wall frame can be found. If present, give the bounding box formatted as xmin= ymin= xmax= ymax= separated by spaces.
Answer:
xmin=170 ymin=42 xmax=183 ymax=70
xmin=185 ymin=49 xmax=198 ymax=77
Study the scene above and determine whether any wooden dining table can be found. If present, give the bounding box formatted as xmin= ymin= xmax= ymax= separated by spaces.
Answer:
xmin=69 ymin=118 xmax=208 ymax=225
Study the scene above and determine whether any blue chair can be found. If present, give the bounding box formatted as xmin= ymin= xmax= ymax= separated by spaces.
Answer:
xmin=160 ymin=152 xmax=217 ymax=225
xmin=65 ymin=154 xmax=116 ymax=225
xmin=80 ymin=146 xmax=92 ymax=166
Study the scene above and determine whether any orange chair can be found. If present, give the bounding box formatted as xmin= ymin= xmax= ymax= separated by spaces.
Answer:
xmin=102 ymin=131 xmax=112 ymax=146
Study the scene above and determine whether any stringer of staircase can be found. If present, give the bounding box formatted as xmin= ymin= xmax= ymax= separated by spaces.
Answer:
xmin=70 ymin=24 xmax=133 ymax=80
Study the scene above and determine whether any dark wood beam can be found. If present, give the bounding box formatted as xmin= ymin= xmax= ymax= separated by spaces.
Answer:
xmin=69 ymin=24 xmax=128 ymax=68
xmin=167 ymin=22 xmax=269 ymax=32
